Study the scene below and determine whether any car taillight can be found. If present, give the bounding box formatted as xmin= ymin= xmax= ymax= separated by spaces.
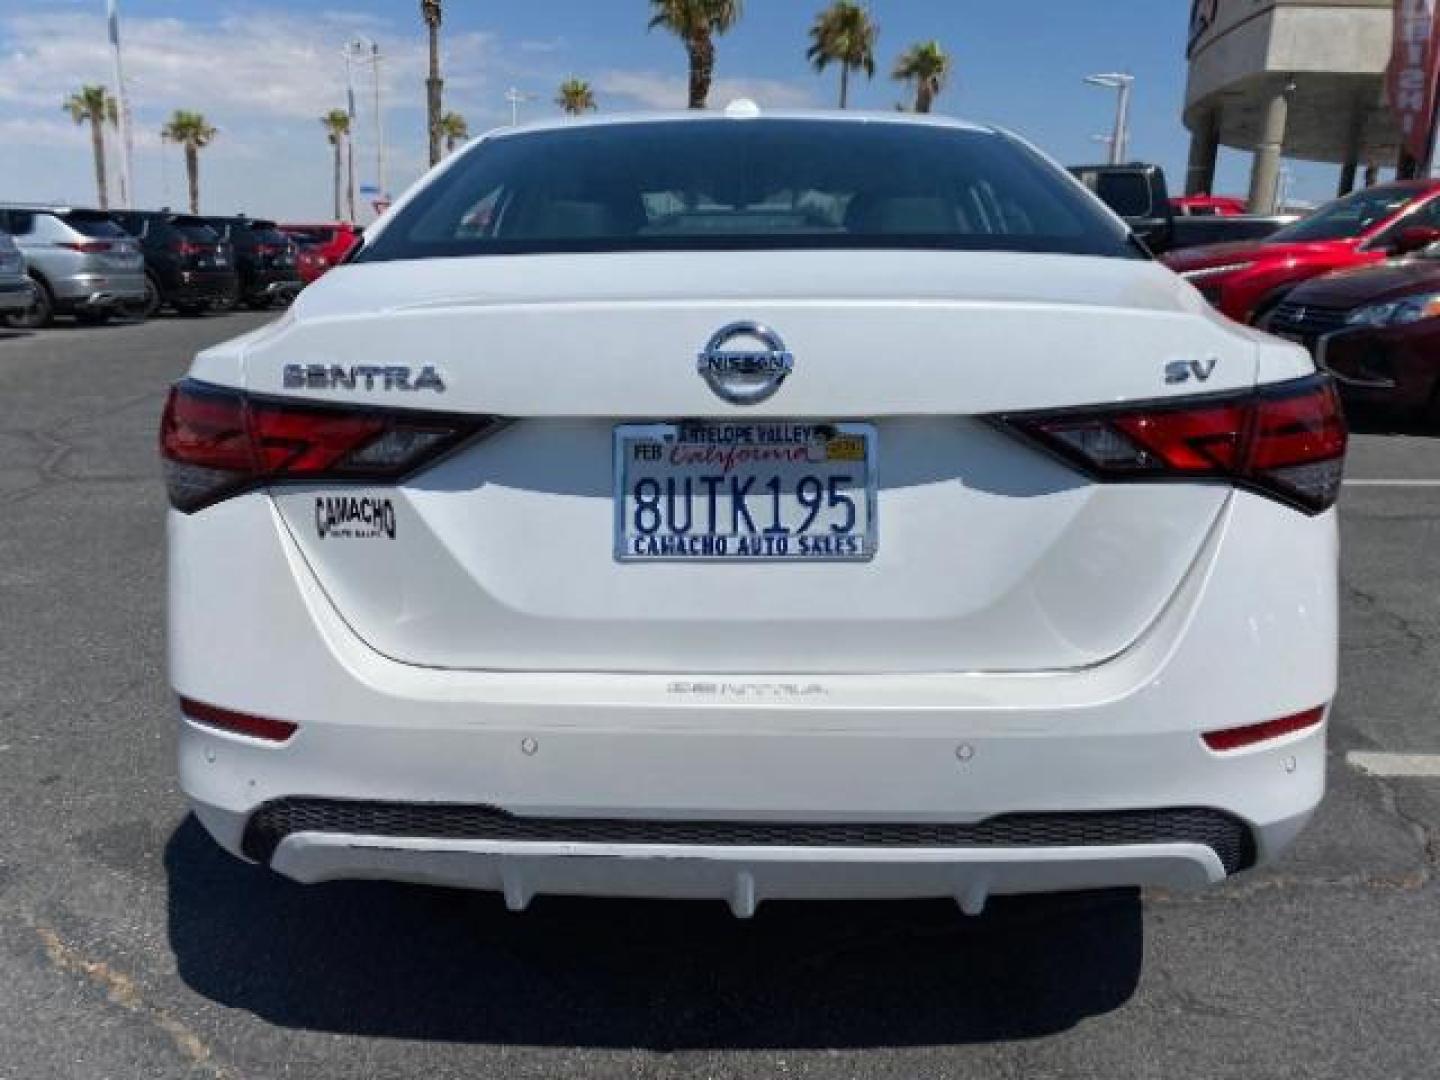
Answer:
xmin=174 ymin=240 xmax=204 ymax=256
xmin=996 ymin=375 xmax=1347 ymax=514
xmin=60 ymin=241 xmax=113 ymax=253
xmin=159 ymin=380 xmax=504 ymax=512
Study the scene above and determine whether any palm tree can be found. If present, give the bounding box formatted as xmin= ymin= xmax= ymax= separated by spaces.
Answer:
xmin=160 ymin=110 xmax=217 ymax=215
xmin=806 ymin=2 xmax=878 ymax=109
xmin=321 ymin=109 xmax=351 ymax=220
xmin=647 ymin=0 xmax=743 ymax=109
xmin=63 ymin=85 xmax=115 ymax=209
xmin=556 ymin=78 xmax=597 ymax=116
xmin=421 ymin=0 xmax=444 ymax=166
xmin=893 ymin=40 xmax=950 ymax=114
xmin=439 ymin=111 xmax=469 ymax=154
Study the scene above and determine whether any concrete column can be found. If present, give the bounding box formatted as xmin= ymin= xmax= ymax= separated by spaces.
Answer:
xmin=1248 ymin=84 xmax=1291 ymax=215
xmin=1338 ymin=161 xmax=1357 ymax=197
xmin=1185 ymin=107 xmax=1221 ymax=195
xmin=1338 ymin=106 xmax=1366 ymax=197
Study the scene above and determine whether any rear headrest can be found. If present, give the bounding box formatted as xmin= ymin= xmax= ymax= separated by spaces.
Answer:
xmin=525 ymin=200 xmax=620 ymax=239
xmin=846 ymin=195 xmax=956 ymax=235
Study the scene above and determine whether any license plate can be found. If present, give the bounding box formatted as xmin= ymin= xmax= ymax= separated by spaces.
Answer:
xmin=615 ymin=422 xmax=877 ymax=562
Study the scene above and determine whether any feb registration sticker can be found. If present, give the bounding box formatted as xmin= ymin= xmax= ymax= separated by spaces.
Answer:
xmin=614 ymin=422 xmax=877 ymax=562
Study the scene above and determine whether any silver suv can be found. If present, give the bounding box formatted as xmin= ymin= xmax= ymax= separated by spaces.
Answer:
xmin=0 ymin=230 xmax=34 ymax=319
xmin=0 ymin=205 xmax=146 ymax=328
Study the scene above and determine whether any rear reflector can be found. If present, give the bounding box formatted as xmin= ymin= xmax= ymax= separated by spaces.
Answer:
xmin=1202 ymin=707 xmax=1326 ymax=752
xmin=160 ymin=380 xmax=504 ymax=512
xmin=179 ymin=696 xmax=298 ymax=743
xmin=998 ymin=375 xmax=1347 ymax=513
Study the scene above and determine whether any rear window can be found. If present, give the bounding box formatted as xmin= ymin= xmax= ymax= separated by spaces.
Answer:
xmin=1268 ymin=185 xmax=1421 ymax=243
xmin=172 ymin=217 xmax=220 ymax=242
xmin=62 ymin=211 xmax=129 ymax=239
xmin=284 ymin=229 xmax=335 ymax=245
xmin=359 ymin=120 xmax=1135 ymax=262
xmin=1071 ymin=170 xmax=1155 ymax=219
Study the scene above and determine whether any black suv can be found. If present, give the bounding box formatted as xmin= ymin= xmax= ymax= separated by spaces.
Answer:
xmin=199 ymin=216 xmax=301 ymax=309
xmin=109 ymin=211 xmax=238 ymax=316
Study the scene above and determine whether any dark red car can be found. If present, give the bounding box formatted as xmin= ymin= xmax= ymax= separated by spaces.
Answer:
xmin=1264 ymin=251 xmax=1440 ymax=423
xmin=278 ymin=222 xmax=361 ymax=284
xmin=1163 ymin=181 xmax=1440 ymax=323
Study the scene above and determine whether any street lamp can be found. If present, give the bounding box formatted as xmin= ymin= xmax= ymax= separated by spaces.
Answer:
xmin=1084 ymin=73 xmax=1134 ymax=166
xmin=504 ymin=87 xmax=537 ymax=127
xmin=345 ymin=37 xmax=387 ymax=209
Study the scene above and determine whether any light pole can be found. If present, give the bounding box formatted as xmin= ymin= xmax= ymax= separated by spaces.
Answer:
xmin=1084 ymin=73 xmax=1134 ymax=166
xmin=504 ymin=87 xmax=536 ymax=127
xmin=341 ymin=44 xmax=358 ymax=222
xmin=346 ymin=38 xmax=387 ymax=208
xmin=106 ymin=0 xmax=135 ymax=209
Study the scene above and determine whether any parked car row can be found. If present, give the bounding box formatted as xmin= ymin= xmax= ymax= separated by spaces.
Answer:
xmin=0 ymin=203 xmax=362 ymax=329
xmin=1068 ymin=163 xmax=1299 ymax=256
xmin=1159 ymin=179 xmax=1440 ymax=424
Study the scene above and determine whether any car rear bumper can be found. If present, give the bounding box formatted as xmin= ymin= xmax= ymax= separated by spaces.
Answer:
xmin=190 ymin=798 xmax=1304 ymax=915
xmin=51 ymin=272 xmax=147 ymax=308
xmin=249 ymin=276 xmax=301 ymax=300
xmin=168 ymin=271 xmax=240 ymax=303
xmin=1319 ymin=326 xmax=1440 ymax=416
xmin=172 ymin=489 xmax=1337 ymax=908
xmin=0 ymin=279 xmax=35 ymax=311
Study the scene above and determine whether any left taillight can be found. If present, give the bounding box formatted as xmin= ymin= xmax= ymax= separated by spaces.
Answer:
xmin=995 ymin=375 xmax=1347 ymax=514
xmin=160 ymin=380 xmax=501 ymax=513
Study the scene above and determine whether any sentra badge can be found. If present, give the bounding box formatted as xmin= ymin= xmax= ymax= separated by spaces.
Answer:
xmin=284 ymin=364 xmax=447 ymax=392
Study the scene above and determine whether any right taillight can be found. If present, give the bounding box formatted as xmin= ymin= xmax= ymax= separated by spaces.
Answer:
xmin=160 ymin=380 xmax=503 ymax=513
xmin=997 ymin=375 xmax=1347 ymax=514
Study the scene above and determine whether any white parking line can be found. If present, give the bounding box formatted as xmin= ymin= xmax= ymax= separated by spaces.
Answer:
xmin=1347 ymin=752 xmax=1440 ymax=778
xmin=1344 ymin=480 xmax=1440 ymax=488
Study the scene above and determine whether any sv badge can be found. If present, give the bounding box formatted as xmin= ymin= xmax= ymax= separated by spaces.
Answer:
xmin=1165 ymin=357 xmax=1218 ymax=384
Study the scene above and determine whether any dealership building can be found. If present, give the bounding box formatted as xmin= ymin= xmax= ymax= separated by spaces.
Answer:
xmin=1184 ymin=0 xmax=1403 ymax=211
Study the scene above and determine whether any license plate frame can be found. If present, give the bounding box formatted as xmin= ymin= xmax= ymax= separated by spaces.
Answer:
xmin=613 ymin=421 xmax=878 ymax=563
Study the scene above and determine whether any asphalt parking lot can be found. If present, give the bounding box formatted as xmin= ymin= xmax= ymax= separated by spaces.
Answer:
xmin=2 ymin=312 xmax=1438 ymax=1080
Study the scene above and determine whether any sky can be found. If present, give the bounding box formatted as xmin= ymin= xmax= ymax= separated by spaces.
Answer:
xmin=0 ymin=0 xmax=1342 ymax=222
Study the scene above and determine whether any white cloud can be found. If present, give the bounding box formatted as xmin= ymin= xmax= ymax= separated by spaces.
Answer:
xmin=0 ymin=9 xmax=498 ymax=123
xmin=595 ymin=70 xmax=818 ymax=111
xmin=0 ymin=6 xmax=818 ymax=219
xmin=0 ymin=116 xmax=88 ymax=148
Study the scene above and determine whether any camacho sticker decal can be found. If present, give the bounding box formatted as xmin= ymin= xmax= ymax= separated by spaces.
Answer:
xmin=316 ymin=496 xmax=397 ymax=539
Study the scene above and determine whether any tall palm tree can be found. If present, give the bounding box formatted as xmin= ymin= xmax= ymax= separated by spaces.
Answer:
xmin=892 ymin=40 xmax=950 ymax=114
xmin=439 ymin=111 xmax=469 ymax=153
xmin=321 ymin=109 xmax=351 ymax=220
xmin=63 ymin=85 xmax=115 ymax=209
xmin=556 ymin=78 xmax=597 ymax=116
xmin=806 ymin=2 xmax=878 ymax=109
xmin=421 ymin=0 xmax=444 ymax=166
xmin=160 ymin=111 xmax=217 ymax=215
xmin=647 ymin=0 xmax=743 ymax=109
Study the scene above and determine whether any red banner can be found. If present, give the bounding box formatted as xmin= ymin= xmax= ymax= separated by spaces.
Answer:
xmin=1389 ymin=0 xmax=1440 ymax=162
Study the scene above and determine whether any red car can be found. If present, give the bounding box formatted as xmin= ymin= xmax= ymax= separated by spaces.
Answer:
xmin=278 ymin=222 xmax=361 ymax=284
xmin=1170 ymin=194 xmax=1248 ymax=217
xmin=1265 ymin=251 xmax=1440 ymax=423
xmin=1162 ymin=181 xmax=1440 ymax=323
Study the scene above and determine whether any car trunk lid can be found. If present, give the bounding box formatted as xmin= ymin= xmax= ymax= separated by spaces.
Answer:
xmin=244 ymin=251 xmax=1257 ymax=674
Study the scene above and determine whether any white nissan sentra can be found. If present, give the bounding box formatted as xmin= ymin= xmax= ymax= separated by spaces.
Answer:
xmin=163 ymin=108 xmax=1345 ymax=916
